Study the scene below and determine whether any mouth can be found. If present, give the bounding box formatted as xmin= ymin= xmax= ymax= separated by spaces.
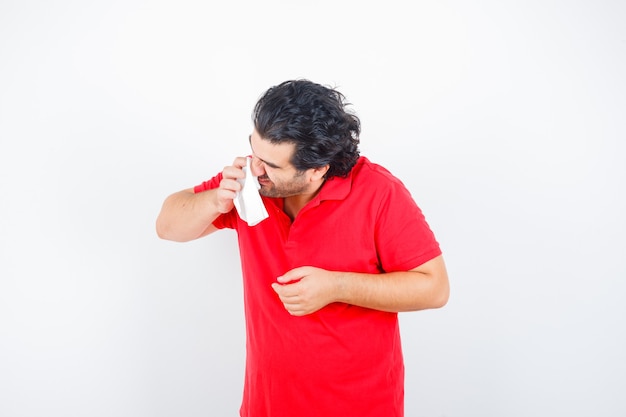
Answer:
xmin=257 ymin=176 xmax=271 ymax=186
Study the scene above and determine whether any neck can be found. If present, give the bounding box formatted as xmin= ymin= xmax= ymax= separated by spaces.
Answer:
xmin=283 ymin=181 xmax=325 ymax=220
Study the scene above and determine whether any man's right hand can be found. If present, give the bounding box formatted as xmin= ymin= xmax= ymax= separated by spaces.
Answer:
xmin=214 ymin=156 xmax=248 ymax=213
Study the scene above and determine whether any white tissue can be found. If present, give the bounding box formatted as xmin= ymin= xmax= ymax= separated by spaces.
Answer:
xmin=233 ymin=157 xmax=269 ymax=226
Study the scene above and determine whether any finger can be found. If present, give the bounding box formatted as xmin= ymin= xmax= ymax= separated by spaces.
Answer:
xmin=271 ymin=283 xmax=299 ymax=299
xmin=271 ymin=287 xmax=301 ymax=314
xmin=283 ymin=303 xmax=306 ymax=316
xmin=232 ymin=156 xmax=248 ymax=169
xmin=219 ymin=178 xmax=243 ymax=193
xmin=222 ymin=164 xmax=246 ymax=180
xmin=216 ymin=189 xmax=237 ymax=203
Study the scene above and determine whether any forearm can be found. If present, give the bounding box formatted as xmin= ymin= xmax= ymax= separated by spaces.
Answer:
xmin=334 ymin=265 xmax=449 ymax=312
xmin=156 ymin=188 xmax=221 ymax=242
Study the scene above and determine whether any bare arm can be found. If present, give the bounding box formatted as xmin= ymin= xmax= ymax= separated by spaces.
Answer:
xmin=155 ymin=157 xmax=247 ymax=242
xmin=271 ymin=255 xmax=449 ymax=316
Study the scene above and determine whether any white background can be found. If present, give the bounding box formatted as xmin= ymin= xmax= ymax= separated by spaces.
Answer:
xmin=1 ymin=1 xmax=625 ymax=416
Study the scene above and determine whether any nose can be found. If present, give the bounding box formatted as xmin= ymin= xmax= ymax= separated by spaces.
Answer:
xmin=250 ymin=156 xmax=266 ymax=177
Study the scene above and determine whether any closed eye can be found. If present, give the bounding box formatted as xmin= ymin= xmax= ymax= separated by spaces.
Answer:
xmin=248 ymin=135 xmax=283 ymax=169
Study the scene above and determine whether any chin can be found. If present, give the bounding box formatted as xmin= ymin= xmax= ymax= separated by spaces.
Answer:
xmin=258 ymin=186 xmax=274 ymax=197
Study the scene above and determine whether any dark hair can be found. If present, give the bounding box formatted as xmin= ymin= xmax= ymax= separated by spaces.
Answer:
xmin=252 ymin=79 xmax=361 ymax=179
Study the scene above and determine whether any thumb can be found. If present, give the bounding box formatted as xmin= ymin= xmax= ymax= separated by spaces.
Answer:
xmin=276 ymin=266 xmax=309 ymax=284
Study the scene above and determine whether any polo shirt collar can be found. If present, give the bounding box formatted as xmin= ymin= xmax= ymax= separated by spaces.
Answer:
xmin=311 ymin=170 xmax=353 ymax=204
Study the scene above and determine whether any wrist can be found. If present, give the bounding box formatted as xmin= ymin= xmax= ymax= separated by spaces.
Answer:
xmin=333 ymin=271 xmax=349 ymax=304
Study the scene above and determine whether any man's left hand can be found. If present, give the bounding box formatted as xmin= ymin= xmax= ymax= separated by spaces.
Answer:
xmin=271 ymin=266 xmax=338 ymax=316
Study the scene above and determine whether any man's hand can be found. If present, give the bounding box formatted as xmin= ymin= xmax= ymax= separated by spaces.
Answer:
xmin=271 ymin=266 xmax=339 ymax=316
xmin=215 ymin=157 xmax=247 ymax=213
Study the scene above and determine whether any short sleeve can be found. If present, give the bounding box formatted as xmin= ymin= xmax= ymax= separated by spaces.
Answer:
xmin=193 ymin=173 xmax=238 ymax=230
xmin=374 ymin=178 xmax=441 ymax=272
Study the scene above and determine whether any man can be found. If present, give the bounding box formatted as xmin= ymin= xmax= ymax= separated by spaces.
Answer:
xmin=156 ymin=79 xmax=449 ymax=417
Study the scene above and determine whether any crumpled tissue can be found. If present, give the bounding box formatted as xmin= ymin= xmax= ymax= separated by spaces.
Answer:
xmin=233 ymin=157 xmax=269 ymax=226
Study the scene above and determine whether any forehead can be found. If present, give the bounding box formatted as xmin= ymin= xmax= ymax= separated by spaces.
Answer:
xmin=249 ymin=130 xmax=296 ymax=169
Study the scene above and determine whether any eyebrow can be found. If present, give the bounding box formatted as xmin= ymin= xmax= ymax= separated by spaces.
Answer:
xmin=248 ymin=135 xmax=283 ymax=169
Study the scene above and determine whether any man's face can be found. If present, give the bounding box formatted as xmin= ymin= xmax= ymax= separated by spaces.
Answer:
xmin=248 ymin=130 xmax=312 ymax=198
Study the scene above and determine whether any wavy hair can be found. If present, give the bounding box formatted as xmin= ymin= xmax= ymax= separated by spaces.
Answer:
xmin=252 ymin=79 xmax=361 ymax=179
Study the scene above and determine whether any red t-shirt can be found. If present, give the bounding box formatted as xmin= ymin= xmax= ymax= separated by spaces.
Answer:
xmin=194 ymin=156 xmax=441 ymax=417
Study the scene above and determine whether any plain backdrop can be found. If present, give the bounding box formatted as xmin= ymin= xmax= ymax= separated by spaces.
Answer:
xmin=1 ymin=1 xmax=625 ymax=416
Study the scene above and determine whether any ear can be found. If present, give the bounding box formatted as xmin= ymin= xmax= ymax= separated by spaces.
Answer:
xmin=310 ymin=164 xmax=330 ymax=181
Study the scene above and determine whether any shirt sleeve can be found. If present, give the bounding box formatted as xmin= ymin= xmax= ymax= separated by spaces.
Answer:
xmin=374 ymin=177 xmax=441 ymax=272
xmin=193 ymin=173 xmax=238 ymax=230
